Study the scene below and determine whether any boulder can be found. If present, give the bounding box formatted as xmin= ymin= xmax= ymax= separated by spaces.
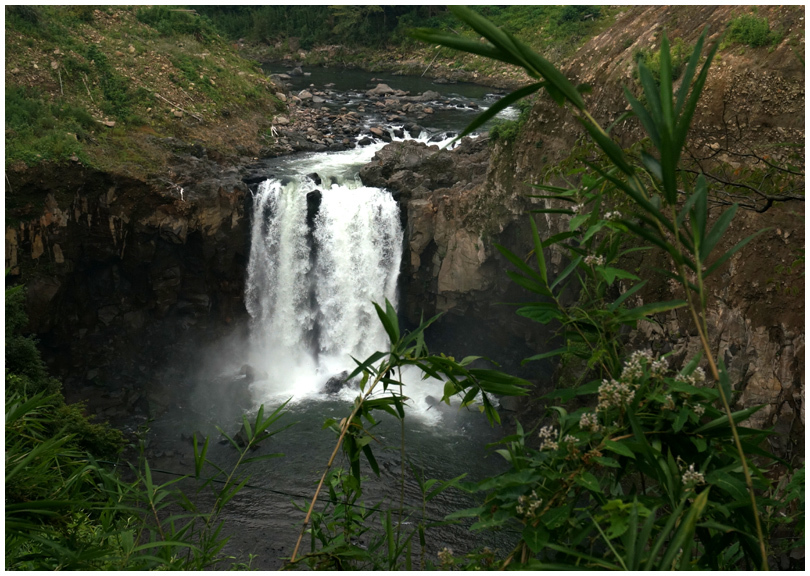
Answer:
xmin=366 ymin=83 xmax=396 ymax=97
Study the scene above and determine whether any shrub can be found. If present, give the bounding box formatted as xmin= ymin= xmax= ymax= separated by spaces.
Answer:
xmin=136 ymin=6 xmax=220 ymax=44
xmin=727 ymin=14 xmax=781 ymax=47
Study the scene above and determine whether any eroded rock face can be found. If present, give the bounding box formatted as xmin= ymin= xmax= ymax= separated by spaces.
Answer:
xmin=360 ymin=137 xmax=553 ymax=380
xmin=6 ymin=153 xmax=251 ymax=419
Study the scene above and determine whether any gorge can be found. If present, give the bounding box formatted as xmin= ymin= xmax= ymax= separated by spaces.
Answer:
xmin=5 ymin=5 xmax=804 ymax=571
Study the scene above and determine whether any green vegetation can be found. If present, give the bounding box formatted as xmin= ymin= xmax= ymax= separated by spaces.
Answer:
xmin=634 ymin=37 xmax=691 ymax=86
xmin=488 ymin=97 xmax=533 ymax=142
xmin=135 ymin=5 xmax=220 ymax=43
xmin=197 ymin=5 xmax=611 ymax=59
xmin=6 ymin=282 xmax=292 ymax=569
xmin=275 ymin=8 xmax=804 ymax=570
xmin=726 ymin=13 xmax=782 ymax=48
xmin=5 ymin=6 xmax=280 ymax=168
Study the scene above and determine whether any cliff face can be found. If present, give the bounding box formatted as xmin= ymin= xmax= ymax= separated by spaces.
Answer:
xmin=5 ymin=151 xmax=251 ymax=418
xmin=375 ymin=6 xmax=803 ymax=455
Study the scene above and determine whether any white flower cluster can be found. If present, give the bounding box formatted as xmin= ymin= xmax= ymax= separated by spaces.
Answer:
xmin=681 ymin=463 xmax=705 ymax=487
xmin=692 ymin=404 xmax=705 ymax=416
xmin=571 ymin=203 xmax=586 ymax=214
xmin=618 ymin=350 xmax=650 ymax=381
xmin=516 ymin=490 xmax=543 ymax=517
xmin=563 ymin=434 xmax=578 ymax=449
xmin=538 ymin=425 xmax=558 ymax=451
xmin=662 ymin=393 xmax=676 ymax=410
xmin=437 ymin=547 xmax=454 ymax=564
xmin=680 ymin=367 xmax=706 ymax=386
xmin=597 ymin=378 xmax=637 ymax=411
xmin=605 ymin=211 xmax=621 ymax=220
xmin=579 ymin=411 xmax=603 ymax=433
xmin=584 ymin=254 xmax=606 ymax=266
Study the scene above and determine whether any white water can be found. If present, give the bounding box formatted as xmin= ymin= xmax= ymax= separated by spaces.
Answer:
xmin=245 ymin=132 xmax=463 ymax=409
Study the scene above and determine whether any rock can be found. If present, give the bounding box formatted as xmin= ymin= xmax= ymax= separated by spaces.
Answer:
xmin=306 ymin=172 xmax=322 ymax=186
xmin=306 ymin=190 xmax=322 ymax=227
xmin=103 ymin=120 xmax=116 ymax=128
xmin=275 ymin=92 xmax=287 ymax=102
xmin=274 ymin=115 xmax=290 ymax=125
xmin=322 ymin=371 xmax=350 ymax=395
xmin=289 ymin=66 xmax=303 ymax=76
xmin=298 ymin=90 xmax=313 ymax=100
xmin=173 ymin=110 xmax=184 ymax=118
xmin=128 ymin=45 xmax=135 ymax=54
xmin=366 ymin=83 xmax=396 ymax=97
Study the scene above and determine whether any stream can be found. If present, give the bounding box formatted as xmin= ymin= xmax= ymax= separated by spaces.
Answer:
xmin=144 ymin=66 xmax=521 ymax=569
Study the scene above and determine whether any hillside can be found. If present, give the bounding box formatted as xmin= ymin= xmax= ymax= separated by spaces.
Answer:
xmin=5 ymin=6 xmax=283 ymax=178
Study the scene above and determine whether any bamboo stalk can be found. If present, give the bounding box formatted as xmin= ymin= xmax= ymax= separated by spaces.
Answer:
xmin=154 ymin=92 xmax=203 ymax=122
xmin=82 ymin=73 xmax=94 ymax=103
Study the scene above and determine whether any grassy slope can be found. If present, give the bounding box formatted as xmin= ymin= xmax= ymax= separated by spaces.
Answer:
xmin=233 ymin=6 xmax=625 ymax=88
xmin=5 ymin=6 xmax=284 ymax=177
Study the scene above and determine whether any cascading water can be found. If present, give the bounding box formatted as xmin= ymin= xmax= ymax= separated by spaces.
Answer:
xmin=244 ymin=145 xmax=404 ymax=401
xmin=142 ymin=70 xmax=523 ymax=569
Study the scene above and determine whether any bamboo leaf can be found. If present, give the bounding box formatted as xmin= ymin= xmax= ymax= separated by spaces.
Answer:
xmin=522 ymin=347 xmax=568 ymax=365
xmin=703 ymin=228 xmax=768 ymax=278
xmin=607 ymin=279 xmax=648 ymax=311
xmin=675 ymin=28 xmax=707 ymax=115
xmin=624 ymin=87 xmax=661 ymax=148
xmin=374 ymin=301 xmax=399 ymax=345
xmin=408 ymin=30 xmax=524 ymax=67
xmin=641 ymin=151 xmax=663 ymax=182
xmin=529 ymin=217 xmax=548 ymax=285
xmin=495 ymin=243 xmax=543 ymax=282
xmin=457 ymin=83 xmax=545 ymax=140
xmin=551 ymin=256 xmax=583 ymax=289
xmin=700 ymin=203 xmax=737 ymax=261
xmin=578 ymin=117 xmax=635 ymax=175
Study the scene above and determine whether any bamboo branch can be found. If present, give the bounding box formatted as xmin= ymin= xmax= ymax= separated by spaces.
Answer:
xmin=154 ymin=92 xmax=203 ymax=122
xmin=82 ymin=73 xmax=94 ymax=103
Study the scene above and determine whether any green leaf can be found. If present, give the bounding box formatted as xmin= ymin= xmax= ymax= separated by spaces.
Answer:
xmin=374 ymin=301 xmax=399 ymax=345
xmin=641 ymin=151 xmax=663 ymax=182
xmin=603 ymin=439 xmax=635 ymax=459
xmin=362 ymin=444 xmax=380 ymax=477
xmin=700 ymin=203 xmax=738 ymax=261
xmin=673 ymin=407 xmax=690 ymax=432
xmin=607 ymin=280 xmax=648 ymax=312
xmin=529 ymin=217 xmax=548 ymax=285
xmin=346 ymin=350 xmax=387 ymax=381
xmin=675 ymin=28 xmax=707 ymax=115
xmin=495 ymin=243 xmax=544 ymax=283
xmin=576 ymin=471 xmax=601 ymax=492
xmin=523 ymin=523 xmax=549 ymax=553
xmin=522 ymin=347 xmax=568 ymax=365
xmin=456 ymin=83 xmax=545 ymax=140
xmin=695 ymin=405 xmax=764 ymax=434
xmin=596 ymin=266 xmax=640 ymax=284
xmin=409 ymin=29 xmax=523 ymax=67
xmin=624 ymin=87 xmax=660 ymax=149
xmin=551 ymin=256 xmax=583 ymax=290
xmin=516 ymin=303 xmax=563 ymax=324
xmin=506 ymin=270 xmax=552 ymax=297
xmin=618 ymin=299 xmax=687 ymax=320
xmin=703 ymin=228 xmax=768 ymax=278
xmin=578 ymin=117 xmax=635 ymax=176
xmin=569 ymin=212 xmax=591 ymax=231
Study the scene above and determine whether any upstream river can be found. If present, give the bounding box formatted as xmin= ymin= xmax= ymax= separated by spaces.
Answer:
xmin=144 ymin=65 xmax=522 ymax=569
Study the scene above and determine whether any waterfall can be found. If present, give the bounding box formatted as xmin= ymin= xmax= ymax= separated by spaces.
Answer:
xmin=245 ymin=167 xmax=403 ymax=398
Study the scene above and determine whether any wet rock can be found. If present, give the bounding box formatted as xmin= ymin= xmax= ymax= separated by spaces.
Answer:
xmin=322 ymin=370 xmax=350 ymax=395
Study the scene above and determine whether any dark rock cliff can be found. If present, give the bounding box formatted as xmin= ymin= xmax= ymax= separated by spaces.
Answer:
xmin=6 ymin=150 xmax=251 ymax=419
